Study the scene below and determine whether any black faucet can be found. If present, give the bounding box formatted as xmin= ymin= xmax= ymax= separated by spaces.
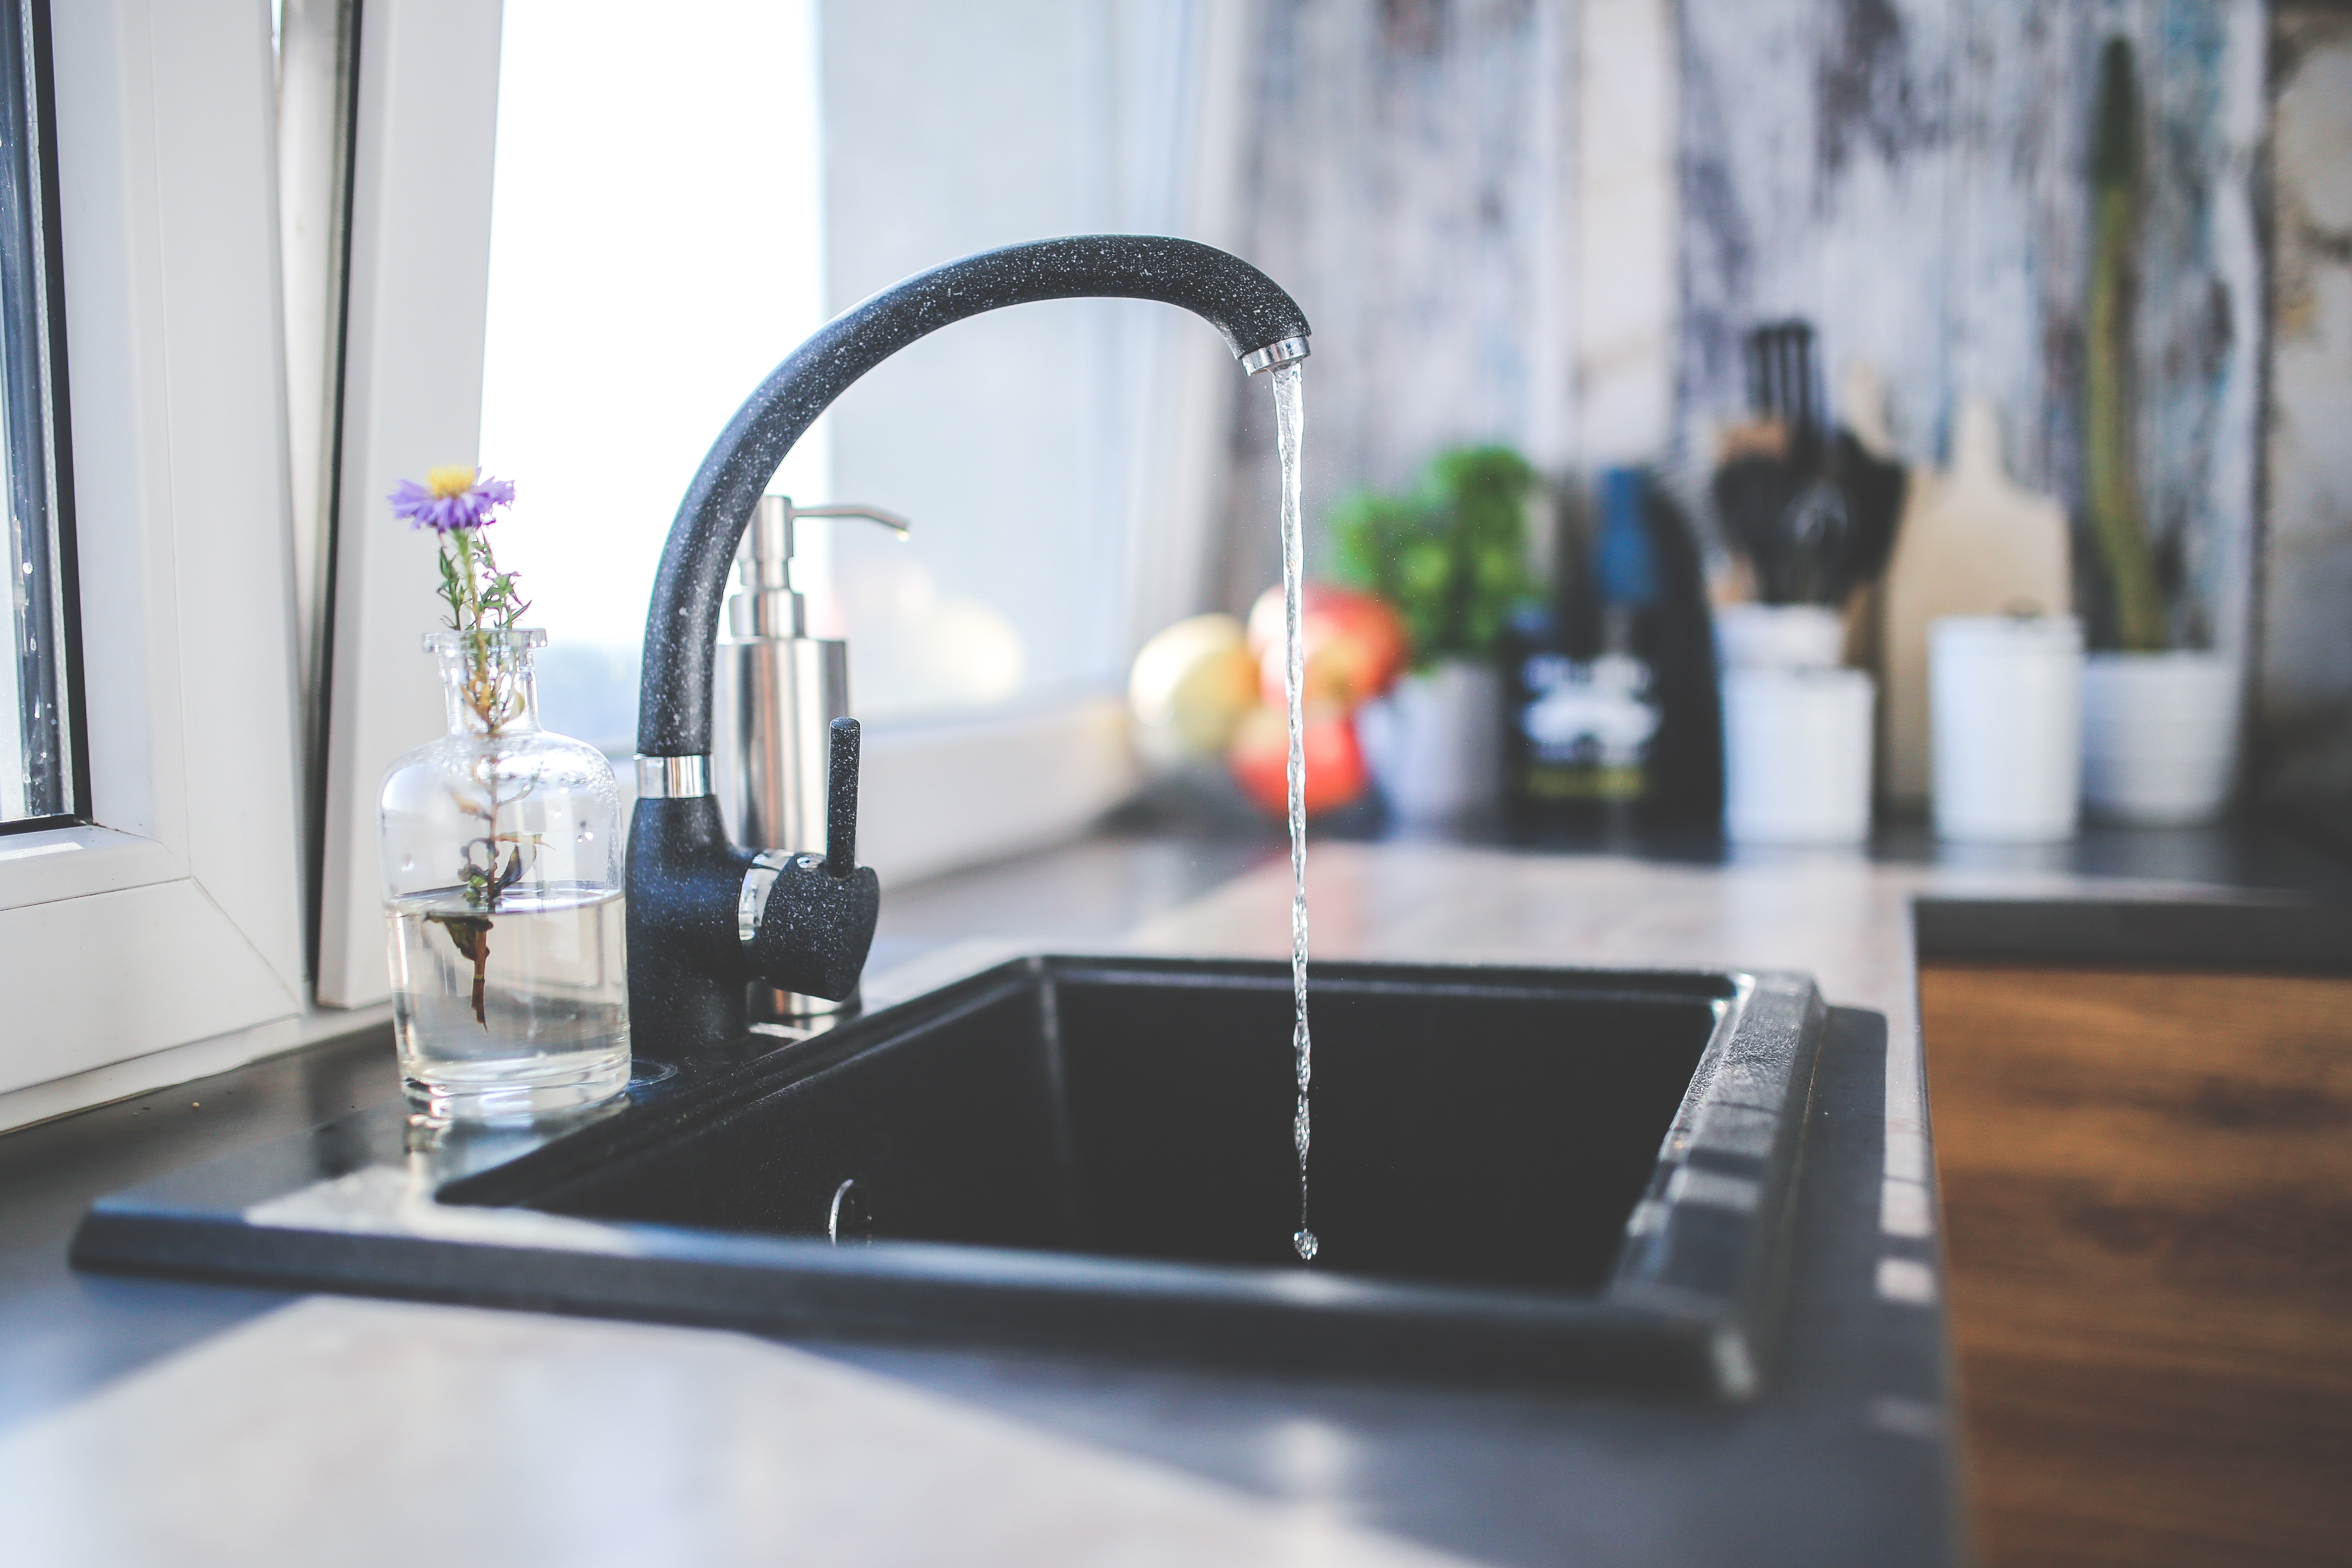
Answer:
xmin=626 ymin=235 xmax=1312 ymax=1054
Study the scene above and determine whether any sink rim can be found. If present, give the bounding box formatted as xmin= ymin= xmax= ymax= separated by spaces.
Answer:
xmin=446 ymin=951 xmax=1831 ymax=1396
xmin=74 ymin=952 xmax=1828 ymax=1400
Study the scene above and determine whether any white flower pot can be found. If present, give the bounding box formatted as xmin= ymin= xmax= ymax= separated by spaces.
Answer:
xmin=1357 ymin=660 xmax=1502 ymax=825
xmin=2081 ymin=652 xmax=2240 ymax=826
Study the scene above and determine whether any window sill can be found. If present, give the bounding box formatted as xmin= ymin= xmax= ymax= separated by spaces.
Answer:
xmin=0 ymin=825 xmax=184 ymax=914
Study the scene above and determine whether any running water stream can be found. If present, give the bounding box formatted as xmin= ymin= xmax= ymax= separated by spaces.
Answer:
xmin=1271 ymin=363 xmax=1317 ymax=1263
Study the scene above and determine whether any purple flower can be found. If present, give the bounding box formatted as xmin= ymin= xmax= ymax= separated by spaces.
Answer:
xmin=390 ymin=466 xmax=517 ymax=533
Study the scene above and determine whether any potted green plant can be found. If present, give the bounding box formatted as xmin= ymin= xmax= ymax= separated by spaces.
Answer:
xmin=2079 ymin=36 xmax=2240 ymax=825
xmin=1331 ymin=446 xmax=1537 ymax=823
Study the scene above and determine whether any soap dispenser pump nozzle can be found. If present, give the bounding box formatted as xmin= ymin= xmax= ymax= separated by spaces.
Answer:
xmin=728 ymin=494 xmax=910 ymax=639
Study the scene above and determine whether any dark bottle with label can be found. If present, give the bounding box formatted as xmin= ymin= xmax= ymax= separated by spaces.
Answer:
xmin=1503 ymin=467 xmax=1721 ymax=830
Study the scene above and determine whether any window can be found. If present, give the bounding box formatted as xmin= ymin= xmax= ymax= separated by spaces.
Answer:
xmin=2 ymin=0 xmax=310 ymax=1129
xmin=477 ymin=0 xmax=831 ymax=755
xmin=477 ymin=0 xmax=1181 ymax=746
xmin=0 ymin=0 xmax=78 ymax=831
xmin=463 ymin=0 xmax=1247 ymax=889
xmin=3 ymin=2 xmax=1250 ymax=1091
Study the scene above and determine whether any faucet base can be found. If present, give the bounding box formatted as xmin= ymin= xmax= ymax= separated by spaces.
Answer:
xmin=752 ymin=982 xmax=855 ymax=1026
xmin=627 ymin=794 xmax=881 ymax=1055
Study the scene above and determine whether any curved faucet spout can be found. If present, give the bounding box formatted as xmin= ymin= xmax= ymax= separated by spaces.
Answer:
xmin=626 ymin=234 xmax=1308 ymax=1054
xmin=636 ymin=234 xmax=1311 ymax=758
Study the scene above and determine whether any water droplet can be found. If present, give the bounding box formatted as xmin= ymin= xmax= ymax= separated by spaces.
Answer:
xmin=576 ymin=823 xmax=594 ymax=843
xmin=1293 ymin=1228 xmax=1318 ymax=1261
xmin=399 ymin=854 xmax=415 ymax=872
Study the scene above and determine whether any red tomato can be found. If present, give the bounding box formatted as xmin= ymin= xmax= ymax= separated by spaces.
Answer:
xmin=1226 ymin=704 xmax=1368 ymax=817
xmin=1246 ymin=584 xmax=1410 ymax=711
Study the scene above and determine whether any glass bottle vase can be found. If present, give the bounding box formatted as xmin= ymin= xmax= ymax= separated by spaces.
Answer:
xmin=379 ymin=628 xmax=630 ymax=1118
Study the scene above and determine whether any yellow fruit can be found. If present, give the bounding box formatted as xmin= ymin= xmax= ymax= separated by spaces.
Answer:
xmin=1128 ymin=614 xmax=1262 ymax=761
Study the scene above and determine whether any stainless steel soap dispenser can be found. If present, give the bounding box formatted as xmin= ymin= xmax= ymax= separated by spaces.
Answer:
xmin=715 ymin=493 xmax=908 ymax=1024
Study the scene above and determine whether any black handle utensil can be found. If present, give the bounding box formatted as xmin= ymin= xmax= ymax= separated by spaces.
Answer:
xmin=1714 ymin=320 xmax=1906 ymax=606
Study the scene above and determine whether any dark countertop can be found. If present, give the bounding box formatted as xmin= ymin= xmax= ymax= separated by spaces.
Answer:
xmin=1 ymin=819 xmax=2341 ymax=1565
xmin=0 ymin=833 xmax=1272 ymax=1439
xmin=1116 ymin=781 xmax=2352 ymax=901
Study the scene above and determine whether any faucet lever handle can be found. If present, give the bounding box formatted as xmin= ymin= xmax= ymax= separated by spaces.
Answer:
xmin=825 ymin=718 xmax=860 ymax=878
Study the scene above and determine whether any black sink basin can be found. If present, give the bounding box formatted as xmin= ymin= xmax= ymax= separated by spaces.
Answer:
xmin=75 ymin=954 xmax=1827 ymax=1398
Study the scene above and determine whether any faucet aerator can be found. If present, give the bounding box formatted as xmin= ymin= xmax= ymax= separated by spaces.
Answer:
xmin=1240 ymin=335 xmax=1312 ymax=376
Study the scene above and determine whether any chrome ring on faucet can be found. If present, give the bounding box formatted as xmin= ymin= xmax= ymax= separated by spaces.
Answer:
xmin=635 ymin=754 xmax=712 ymax=798
xmin=1239 ymin=335 xmax=1311 ymax=376
xmin=738 ymin=850 xmax=791 ymax=946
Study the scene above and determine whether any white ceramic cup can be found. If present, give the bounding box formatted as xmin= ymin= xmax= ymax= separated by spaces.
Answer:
xmin=1723 ymin=667 xmax=1875 ymax=845
xmin=1930 ymin=616 xmax=2082 ymax=843
xmin=2081 ymin=652 xmax=2240 ymax=825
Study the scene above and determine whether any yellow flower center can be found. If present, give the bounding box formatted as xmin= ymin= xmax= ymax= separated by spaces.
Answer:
xmin=425 ymin=465 xmax=479 ymax=500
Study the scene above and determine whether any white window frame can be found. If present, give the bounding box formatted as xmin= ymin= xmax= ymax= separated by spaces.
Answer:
xmin=0 ymin=0 xmax=310 ymax=1128
xmin=3 ymin=1 xmax=1257 ymax=1115
xmin=313 ymin=0 xmax=504 ymax=1007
